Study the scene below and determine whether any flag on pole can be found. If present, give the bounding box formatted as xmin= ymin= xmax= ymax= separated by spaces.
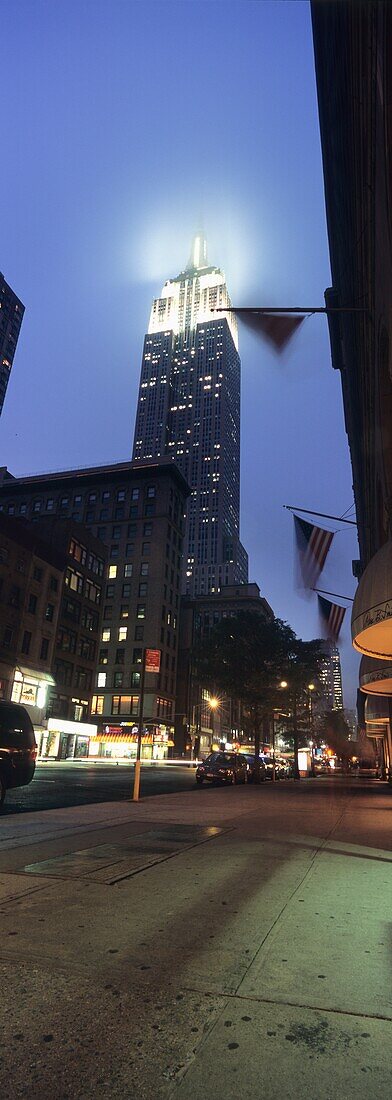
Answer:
xmin=318 ymin=596 xmax=346 ymax=640
xmin=234 ymin=311 xmax=305 ymax=352
xmin=294 ymin=514 xmax=334 ymax=588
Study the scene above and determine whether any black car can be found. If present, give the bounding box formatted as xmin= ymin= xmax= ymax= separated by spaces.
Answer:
xmin=196 ymin=752 xmax=247 ymax=785
xmin=0 ymin=701 xmax=37 ymax=806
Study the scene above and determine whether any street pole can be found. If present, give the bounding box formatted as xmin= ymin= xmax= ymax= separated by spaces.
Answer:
xmin=272 ymin=713 xmax=276 ymax=782
xmin=132 ymin=649 xmax=146 ymax=801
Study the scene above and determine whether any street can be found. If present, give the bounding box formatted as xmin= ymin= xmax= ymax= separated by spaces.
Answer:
xmin=0 ymin=776 xmax=391 ymax=1100
xmin=1 ymin=760 xmax=198 ymax=814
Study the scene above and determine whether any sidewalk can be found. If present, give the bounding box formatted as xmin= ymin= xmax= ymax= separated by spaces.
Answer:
xmin=1 ymin=779 xmax=391 ymax=1099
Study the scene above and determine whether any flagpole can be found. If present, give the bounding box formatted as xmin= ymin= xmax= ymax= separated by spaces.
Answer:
xmin=285 ymin=504 xmax=357 ymax=526
xmin=313 ymin=587 xmax=354 ymax=602
xmin=212 ymin=307 xmax=366 ymax=315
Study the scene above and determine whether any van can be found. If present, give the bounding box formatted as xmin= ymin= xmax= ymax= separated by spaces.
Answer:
xmin=0 ymin=700 xmax=37 ymax=806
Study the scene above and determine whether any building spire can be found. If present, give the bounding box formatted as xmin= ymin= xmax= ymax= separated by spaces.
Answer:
xmin=187 ymin=231 xmax=208 ymax=271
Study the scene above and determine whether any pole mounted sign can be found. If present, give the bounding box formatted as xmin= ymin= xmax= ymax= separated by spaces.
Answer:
xmin=144 ymin=649 xmax=161 ymax=674
xmin=132 ymin=647 xmax=161 ymax=801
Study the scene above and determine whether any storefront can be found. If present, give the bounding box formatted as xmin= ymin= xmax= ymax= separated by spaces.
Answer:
xmin=39 ymin=718 xmax=98 ymax=759
xmin=89 ymin=724 xmax=174 ymax=760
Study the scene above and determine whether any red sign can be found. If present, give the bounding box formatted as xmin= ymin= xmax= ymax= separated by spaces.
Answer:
xmin=144 ymin=648 xmax=161 ymax=673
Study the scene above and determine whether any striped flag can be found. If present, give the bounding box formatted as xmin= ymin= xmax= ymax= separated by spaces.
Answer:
xmin=294 ymin=515 xmax=334 ymax=588
xmin=318 ymin=596 xmax=346 ymax=640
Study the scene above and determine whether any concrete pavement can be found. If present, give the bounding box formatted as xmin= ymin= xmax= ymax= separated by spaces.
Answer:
xmin=0 ymin=778 xmax=391 ymax=1099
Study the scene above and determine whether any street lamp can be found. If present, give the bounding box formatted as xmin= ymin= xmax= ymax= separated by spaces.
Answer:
xmin=191 ymin=695 xmax=220 ymax=757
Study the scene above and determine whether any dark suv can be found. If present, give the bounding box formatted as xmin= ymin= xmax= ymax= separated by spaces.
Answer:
xmin=0 ymin=701 xmax=37 ymax=806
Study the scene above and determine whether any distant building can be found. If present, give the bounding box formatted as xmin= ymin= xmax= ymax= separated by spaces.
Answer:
xmin=0 ymin=514 xmax=64 ymax=735
xmin=175 ymin=583 xmax=274 ymax=755
xmin=0 ymin=460 xmax=189 ymax=760
xmin=0 ymin=274 xmax=24 ymax=415
xmin=132 ymin=234 xmax=248 ymax=596
xmin=318 ymin=641 xmax=344 ymax=711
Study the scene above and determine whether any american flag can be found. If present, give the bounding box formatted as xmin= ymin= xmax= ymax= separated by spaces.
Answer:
xmin=294 ymin=515 xmax=334 ymax=588
xmin=318 ymin=596 xmax=346 ymax=640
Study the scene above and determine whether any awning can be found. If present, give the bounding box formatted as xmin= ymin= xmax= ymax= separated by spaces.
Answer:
xmin=364 ymin=695 xmax=390 ymax=727
xmin=16 ymin=666 xmax=55 ymax=685
xmin=359 ymin=655 xmax=392 ymax=695
xmin=351 ymin=541 xmax=392 ymax=657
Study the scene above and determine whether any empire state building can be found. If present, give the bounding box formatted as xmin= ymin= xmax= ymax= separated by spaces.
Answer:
xmin=132 ymin=234 xmax=248 ymax=595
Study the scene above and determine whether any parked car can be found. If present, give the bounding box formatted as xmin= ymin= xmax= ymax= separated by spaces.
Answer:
xmin=0 ymin=701 xmax=37 ymax=807
xmin=196 ymin=751 xmax=247 ymax=785
xmin=242 ymin=754 xmax=267 ymax=782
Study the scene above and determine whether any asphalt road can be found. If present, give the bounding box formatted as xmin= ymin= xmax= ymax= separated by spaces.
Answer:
xmin=1 ymin=760 xmax=198 ymax=815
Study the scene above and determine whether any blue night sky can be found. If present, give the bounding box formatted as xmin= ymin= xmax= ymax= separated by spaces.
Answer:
xmin=0 ymin=0 xmax=360 ymax=707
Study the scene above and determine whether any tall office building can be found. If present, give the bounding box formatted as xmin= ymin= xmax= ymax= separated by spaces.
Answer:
xmin=132 ymin=234 xmax=248 ymax=595
xmin=319 ymin=641 xmax=344 ymax=710
xmin=0 ymin=274 xmax=25 ymax=415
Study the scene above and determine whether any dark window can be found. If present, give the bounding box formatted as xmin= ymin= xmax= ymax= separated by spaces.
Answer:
xmin=147 ymin=486 xmax=156 ymax=499
xmin=131 ymin=671 xmax=141 ymax=688
xmin=115 ymin=648 xmax=125 ymax=664
xmin=45 ymin=603 xmax=55 ymax=622
xmin=128 ymin=523 xmax=137 ymax=537
xmin=138 ymin=583 xmax=147 ymax=597
xmin=102 ymin=491 xmax=110 ymax=502
xmin=142 ymin=543 xmax=150 ymax=556
xmin=85 ymin=510 xmax=95 ymax=523
xmin=129 ymin=505 xmax=138 ymax=519
xmin=143 ymin=523 xmax=152 ymax=536
xmin=103 ymin=605 xmax=113 ymax=619
xmin=50 ymin=575 xmax=58 ymax=592
xmin=131 ymin=489 xmax=139 ymax=501
xmin=40 ymin=637 xmax=49 ymax=660
xmin=46 ymin=499 xmax=54 ymax=511
xmin=112 ymin=526 xmax=121 ymax=539
xmin=133 ymin=648 xmax=143 ymax=664
xmin=124 ymin=564 xmax=133 ymax=578
xmin=115 ymin=506 xmax=124 ymax=520
xmin=3 ymin=627 xmax=13 ymax=647
xmin=21 ymin=630 xmax=31 ymax=655
xmin=122 ymin=583 xmax=131 ymax=598
xmin=110 ymin=544 xmax=119 ymax=559
xmin=117 ymin=490 xmax=126 ymax=502
xmin=28 ymin=593 xmax=37 ymax=614
xmin=113 ymin=671 xmax=123 ymax=688
xmin=100 ymin=509 xmax=109 ymax=521
xmin=126 ymin=542 xmax=135 ymax=556
xmin=33 ymin=566 xmax=43 ymax=582
xmin=106 ymin=584 xmax=115 ymax=598
xmin=145 ymin=503 xmax=155 ymax=517
xmin=97 ymin=526 xmax=107 ymax=540
xmin=135 ymin=625 xmax=144 ymax=641
xmin=140 ymin=562 xmax=149 ymax=575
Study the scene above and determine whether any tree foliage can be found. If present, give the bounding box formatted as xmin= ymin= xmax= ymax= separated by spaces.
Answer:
xmin=194 ymin=611 xmax=323 ymax=780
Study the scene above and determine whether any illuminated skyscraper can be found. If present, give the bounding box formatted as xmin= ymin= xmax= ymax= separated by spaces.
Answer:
xmin=132 ymin=235 xmax=248 ymax=595
xmin=0 ymin=274 xmax=24 ymax=416
xmin=319 ymin=641 xmax=344 ymax=710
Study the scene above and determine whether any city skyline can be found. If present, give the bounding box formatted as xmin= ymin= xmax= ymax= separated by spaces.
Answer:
xmin=0 ymin=0 xmax=360 ymax=705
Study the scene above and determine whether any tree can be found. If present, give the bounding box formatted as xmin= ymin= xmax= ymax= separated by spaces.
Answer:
xmin=279 ymin=639 xmax=324 ymax=779
xmin=195 ymin=612 xmax=297 ymax=781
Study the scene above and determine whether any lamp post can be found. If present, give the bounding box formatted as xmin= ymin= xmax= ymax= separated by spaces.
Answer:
xmin=191 ymin=695 xmax=220 ymax=757
xmin=308 ymin=683 xmax=315 ymax=774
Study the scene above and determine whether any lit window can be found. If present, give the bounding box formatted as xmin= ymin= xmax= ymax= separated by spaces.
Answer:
xmin=137 ymin=605 xmax=146 ymax=620
xmin=108 ymin=565 xmax=117 ymax=579
xmin=118 ymin=627 xmax=128 ymax=642
xmin=97 ymin=672 xmax=106 ymax=688
xmin=91 ymin=695 xmax=104 ymax=715
xmin=102 ymin=629 xmax=111 ymax=642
